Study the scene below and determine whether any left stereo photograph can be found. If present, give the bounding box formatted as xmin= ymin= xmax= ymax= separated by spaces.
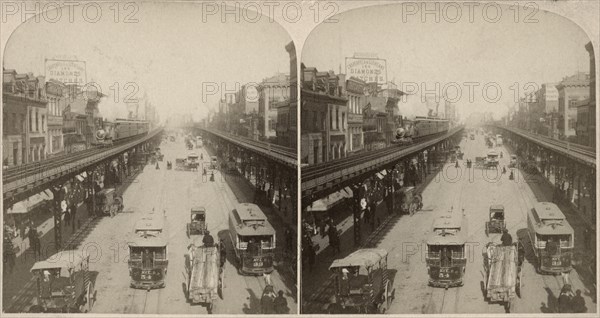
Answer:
xmin=1 ymin=2 xmax=298 ymax=315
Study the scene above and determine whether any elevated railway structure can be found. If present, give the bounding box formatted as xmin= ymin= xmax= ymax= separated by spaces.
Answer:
xmin=491 ymin=125 xmax=595 ymax=226
xmin=189 ymin=126 xmax=298 ymax=221
xmin=302 ymin=126 xmax=464 ymax=246
xmin=3 ymin=128 xmax=163 ymax=249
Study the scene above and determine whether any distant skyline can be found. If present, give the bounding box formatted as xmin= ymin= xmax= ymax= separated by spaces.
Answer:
xmin=3 ymin=2 xmax=291 ymax=122
xmin=302 ymin=3 xmax=592 ymax=121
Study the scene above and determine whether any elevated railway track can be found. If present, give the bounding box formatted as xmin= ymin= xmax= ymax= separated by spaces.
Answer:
xmin=3 ymin=128 xmax=163 ymax=202
xmin=301 ymin=127 xmax=464 ymax=203
xmin=199 ymin=128 xmax=297 ymax=168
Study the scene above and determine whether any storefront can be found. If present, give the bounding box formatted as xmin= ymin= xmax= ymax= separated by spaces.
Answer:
xmin=4 ymin=190 xmax=54 ymax=239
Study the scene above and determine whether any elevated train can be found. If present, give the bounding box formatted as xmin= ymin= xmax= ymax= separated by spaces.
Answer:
xmin=93 ymin=118 xmax=150 ymax=146
xmin=392 ymin=117 xmax=449 ymax=145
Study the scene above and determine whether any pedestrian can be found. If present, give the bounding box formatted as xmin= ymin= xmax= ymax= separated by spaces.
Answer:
xmin=28 ymin=225 xmax=40 ymax=259
xmin=558 ymin=284 xmax=574 ymax=313
xmin=285 ymin=227 xmax=293 ymax=251
xmin=500 ymin=228 xmax=513 ymax=246
xmin=583 ymin=227 xmax=591 ymax=250
xmin=307 ymin=243 xmax=315 ymax=272
xmin=71 ymin=206 xmax=77 ymax=232
xmin=572 ymin=290 xmax=587 ymax=313
xmin=219 ymin=240 xmax=227 ymax=268
xmin=260 ymin=286 xmax=276 ymax=314
xmin=64 ymin=208 xmax=71 ymax=227
xmin=274 ymin=290 xmax=289 ymax=314
xmin=3 ymin=235 xmax=16 ymax=274
xmin=328 ymin=224 xmax=341 ymax=255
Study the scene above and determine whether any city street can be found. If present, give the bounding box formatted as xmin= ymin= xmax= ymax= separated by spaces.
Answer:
xmin=4 ymin=138 xmax=296 ymax=314
xmin=373 ymin=132 xmax=596 ymax=314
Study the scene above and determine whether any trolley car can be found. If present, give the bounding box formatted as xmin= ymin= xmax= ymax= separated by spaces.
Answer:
xmin=426 ymin=209 xmax=468 ymax=288
xmin=228 ymin=203 xmax=276 ymax=275
xmin=128 ymin=216 xmax=169 ymax=289
xmin=527 ymin=202 xmax=574 ymax=274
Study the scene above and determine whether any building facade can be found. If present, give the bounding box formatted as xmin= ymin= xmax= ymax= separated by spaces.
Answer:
xmin=344 ymin=77 xmax=366 ymax=153
xmin=276 ymin=42 xmax=297 ymax=149
xmin=259 ymin=73 xmax=289 ymax=142
xmin=576 ymin=42 xmax=596 ymax=147
xmin=45 ymin=79 xmax=66 ymax=156
xmin=556 ymin=72 xmax=590 ymax=140
xmin=301 ymin=64 xmax=348 ymax=164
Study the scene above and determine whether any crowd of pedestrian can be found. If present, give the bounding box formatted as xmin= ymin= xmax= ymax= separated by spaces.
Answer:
xmin=557 ymin=283 xmax=587 ymax=313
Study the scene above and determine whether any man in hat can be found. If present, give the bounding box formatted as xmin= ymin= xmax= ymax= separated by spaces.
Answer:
xmin=500 ymin=228 xmax=513 ymax=246
xmin=203 ymin=230 xmax=214 ymax=247
xmin=274 ymin=290 xmax=289 ymax=314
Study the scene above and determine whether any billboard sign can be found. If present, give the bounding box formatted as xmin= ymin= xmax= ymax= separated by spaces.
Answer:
xmin=345 ymin=57 xmax=387 ymax=85
xmin=45 ymin=59 xmax=86 ymax=85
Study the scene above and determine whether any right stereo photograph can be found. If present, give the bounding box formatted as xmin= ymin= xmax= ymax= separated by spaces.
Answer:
xmin=300 ymin=3 xmax=597 ymax=315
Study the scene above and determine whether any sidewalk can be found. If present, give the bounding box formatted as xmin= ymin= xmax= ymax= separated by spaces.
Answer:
xmin=3 ymin=202 xmax=95 ymax=312
xmin=301 ymin=164 xmax=442 ymax=313
xmin=2 ymin=167 xmax=143 ymax=313
xmin=504 ymin=145 xmax=597 ymax=299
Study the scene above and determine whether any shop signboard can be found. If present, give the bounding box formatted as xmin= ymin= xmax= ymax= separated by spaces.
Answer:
xmin=345 ymin=57 xmax=387 ymax=85
xmin=45 ymin=59 xmax=86 ymax=85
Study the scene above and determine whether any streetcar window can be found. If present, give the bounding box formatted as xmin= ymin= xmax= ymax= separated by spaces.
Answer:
xmin=239 ymin=235 xmax=273 ymax=249
xmin=129 ymin=248 xmax=143 ymax=259
xmin=538 ymin=234 xmax=571 ymax=248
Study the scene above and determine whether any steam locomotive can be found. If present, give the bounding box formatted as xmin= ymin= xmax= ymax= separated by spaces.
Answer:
xmin=93 ymin=118 xmax=150 ymax=146
xmin=392 ymin=117 xmax=449 ymax=145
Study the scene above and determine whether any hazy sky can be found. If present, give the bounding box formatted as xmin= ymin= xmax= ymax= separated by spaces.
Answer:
xmin=3 ymin=2 xmax=291 ymax=122
xmin=302 ymin=3 xmax=592 ymax=120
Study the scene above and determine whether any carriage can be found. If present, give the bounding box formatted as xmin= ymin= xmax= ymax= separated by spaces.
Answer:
xmin=508 ymin=155 xmax=518 ymax=168
xmin=128 ymin=217 xmax=169 ymax=289
xmin=483 ymin=242 xmax=523 ymax=312
xmin=326 ymin=249 xmax=395 ymax=314
xmin=155 ymin=147 xmax=164 ymax=161
xmin=396 ymin=187 xmax=422 ymax=216
xmin=426 ymin=209 xmax=467 ymax=288
xmin=210 ymin=156 xmax=218 ymax=170
xmin=485 ymin=151 xmax=500 ymax=169
xmin=485 ymin=204 xmax=506 ymax=236
xmin=29 ymin=250 xmax=96 ymax=313
xmin=187 ymin=206 xmax=207 ymax=237
xmin=95 ymin=188 xmax=123 ymax=217
xmin=184 ymin=237 xmax=224 ymax=313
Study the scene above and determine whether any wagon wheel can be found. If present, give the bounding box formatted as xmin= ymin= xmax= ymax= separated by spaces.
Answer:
xmin=516 ymin=267 xmax=522 ymax=298
xmin=379 ymin=280 xmax=392 ymax=313
xmin=83 ymin=281 xmax=95 ymax=312
xmin=115 ymin=196 xmax=124 ymax=212
xmin=410 ymin=203 xmax=417 ymax=216
xmin=218 ymin=267 xmax=224 ymax=299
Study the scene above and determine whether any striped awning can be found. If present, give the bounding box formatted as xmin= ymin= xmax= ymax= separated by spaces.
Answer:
xmin=6 ymin=190 xmax=53 ymax=214
xmin=307 ymin=189 xmax=349 ymax=212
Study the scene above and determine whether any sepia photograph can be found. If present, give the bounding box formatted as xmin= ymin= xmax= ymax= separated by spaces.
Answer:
xmin=1 ymin=1 xmax=297 ymax=314
xmin=300 ymin=2 xmax=597 ymax=315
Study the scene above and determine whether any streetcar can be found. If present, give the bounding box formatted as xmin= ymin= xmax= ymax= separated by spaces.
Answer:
xmin=228 ymin=203 xmax=276 ymax=275
xmin=128 ymin=216 xmax=169 ymax=289
xmin=425 ymin=208 xmax=468 ymax=288
xmin=527 ymin=202 xmax=574 ymax=274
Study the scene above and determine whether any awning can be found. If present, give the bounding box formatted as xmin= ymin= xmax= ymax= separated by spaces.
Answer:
xmin=7 ymin=191 xmax=52 ymax=214
xmin=376 ymin=169 xmax=387 ymax=180
xmin=341 ymin=187 xmax=353 ymax=198
xmin=307 ymin=190 xmax=348 ymax=212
